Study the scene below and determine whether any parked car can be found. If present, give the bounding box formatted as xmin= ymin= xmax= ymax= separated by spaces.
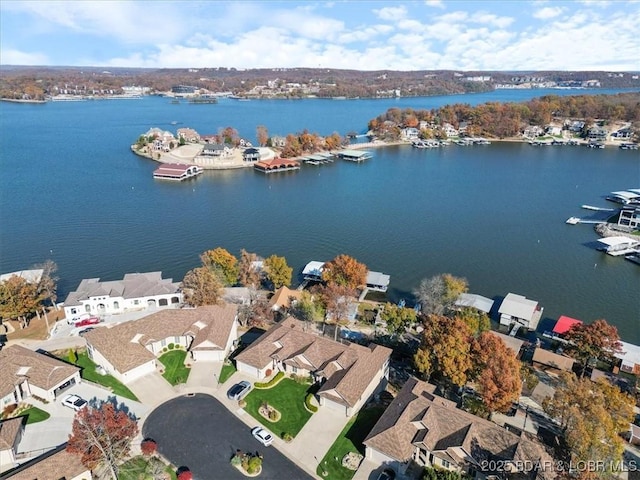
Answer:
xmin=68 ymin=313 xmax=91 ymax=325
xmin=251 ymin=426 xmax=273 ymax=447
xmin=61 ymin=394 xmax=87 ymax=411
xmin=227 ymin=380 xmax=252 ymax=400
xmin=78 ymin=327 xmax=95 ymax=336
xmin=75 ymin=317 xmax=101 ymax=327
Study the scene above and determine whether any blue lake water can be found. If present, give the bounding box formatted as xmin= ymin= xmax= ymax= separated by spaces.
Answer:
xmin=0 ymin=89 xmax=639 ymax=343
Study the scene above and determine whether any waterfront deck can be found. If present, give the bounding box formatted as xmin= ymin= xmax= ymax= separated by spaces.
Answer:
xmin=596 ymin=236 xmax=640 ymax=256
xmin=335 ymin=149 xmax=372 ymax=162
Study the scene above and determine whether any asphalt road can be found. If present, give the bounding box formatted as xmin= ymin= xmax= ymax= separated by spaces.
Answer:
xmin=142 ymin=394 xmax=313 ymax=480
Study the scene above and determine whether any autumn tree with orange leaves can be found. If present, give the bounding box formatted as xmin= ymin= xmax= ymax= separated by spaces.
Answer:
xmin=564 ymin=319 xmax=622 ymax=377
xmin=67 ymin=400 xmax=138 ymax=480
xmin=473 ymin=332 xmax=522 ymax=413
xmin=321 ymin=254 xmax=367 ymax=290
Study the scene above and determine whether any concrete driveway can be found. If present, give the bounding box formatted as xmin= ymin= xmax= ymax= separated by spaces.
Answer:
xmin=17 ymin=382 xmax=147 ymax=457
xmin=142 ymin=394 xmax=312 ymax=480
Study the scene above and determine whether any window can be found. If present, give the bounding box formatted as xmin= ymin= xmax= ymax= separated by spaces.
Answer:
xmin=71 ymin=308 xmax=78 ymax=314
xmin=134 ymin=299 xmax=139 ymax=305
xmin=113 ymin=301 xmax=120 ymax=309
xmin=161 ymin=339 xmax=166 ymax=347
xmin=292 ymin=366 xmax=298 ymax=374
xmin=441 ymin=460 xmax=450 ymax=469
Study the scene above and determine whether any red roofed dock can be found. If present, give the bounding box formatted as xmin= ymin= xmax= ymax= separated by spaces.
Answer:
xmin=253 ymin=158 xmax=300 ymax=174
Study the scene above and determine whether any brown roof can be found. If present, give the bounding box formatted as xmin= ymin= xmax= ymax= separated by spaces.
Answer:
xmin=0 ymin=417 xmax=24 ymax=450
xmin=0 ymin=345 xmax=80 ymax=398
xmin=268 ymin=286 xmax=303 ymax=310
xmin=254 ymin=158 xmax=300 ymax=169
xmin=532 ymin=348 xmax=575 ymax=372
xmin=364 ymin=378 xmax=555 ymax=479
xmin=84 ymin=305 xmax=237 ymax=374
xmin=6 ymin=444 xmax=90 ymax=479
xmin=235 ymin=317 xmax=391 ymax=408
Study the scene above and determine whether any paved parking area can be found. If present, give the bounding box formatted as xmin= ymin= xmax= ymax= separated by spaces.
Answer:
xmin=143 ymin=394 xmax=312 ymax=480
xmin=18 ymin=382 xmax=147 ymax=456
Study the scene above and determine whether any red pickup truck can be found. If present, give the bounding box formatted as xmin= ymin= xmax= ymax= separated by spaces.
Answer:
xmin=75 ymin=316 xmax=101 ymax=327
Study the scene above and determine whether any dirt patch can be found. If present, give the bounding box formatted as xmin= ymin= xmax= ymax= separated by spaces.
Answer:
xmin=5 ymin=308 xmax=65 ymax=341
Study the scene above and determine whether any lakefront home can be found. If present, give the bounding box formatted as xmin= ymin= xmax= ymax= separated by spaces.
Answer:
xmin=235 ymin=317 xmax=392 ymax=417
xmin=83 ymin=305 xmax=238 ymax=384
xmin=63 ymin=272 xmax=182 ymax=319
xmin=363 ymin=377 xmax=555 ymax=480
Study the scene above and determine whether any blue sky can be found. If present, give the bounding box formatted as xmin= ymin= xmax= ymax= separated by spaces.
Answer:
xmin=1 ymin=1 xmax=638 ymax=70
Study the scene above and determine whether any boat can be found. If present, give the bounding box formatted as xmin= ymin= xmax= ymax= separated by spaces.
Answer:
xmin=625 ymin=253 xmax=640 ymax=265
xmin=565 ymin=217 xmax=580 ymax=225
xmin=620 ymin=143 xmax=639 ymax=150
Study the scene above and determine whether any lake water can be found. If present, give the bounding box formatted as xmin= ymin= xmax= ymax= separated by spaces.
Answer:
xmin=1 ymin=89 xmax=639 ymax=343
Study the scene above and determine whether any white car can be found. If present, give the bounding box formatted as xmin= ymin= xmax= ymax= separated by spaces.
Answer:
xmin=251 ymin=426 xmax=273 ymax=447
xmin=61 ymin=394 xmax=88 ymax=411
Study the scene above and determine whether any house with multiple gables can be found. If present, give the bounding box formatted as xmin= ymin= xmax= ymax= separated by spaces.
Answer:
xmin=83 ymin=305 xmax=238 ymax=384
xmin=0 ymin=345 xmax=81 ymax=407
xmin=235 ymin=317 xmax=392 ymax=417
xmin=176 ymin=127 xmax=200 ymax=143
xmin=0 ymin=417 xmax=25 ymax=474
xmin=364 ymin=377 xmax=555 ymax=480
xmin=63 ymin=272 xmax=182 ymax=319
xmin=201 ymin=143 xmax=232 ymax=157
xmin=3 ymin=443 xmax=90 ymax=479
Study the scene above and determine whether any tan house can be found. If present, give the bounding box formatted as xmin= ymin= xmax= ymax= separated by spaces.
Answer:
xmin=268 ymin=286 xmax=303 ymax=312
xmin=0 ymin=345 xmax=81 ymax=408
xmin=0 ymin=418 xmax=25 ymax=474
xmin=4 ymin=444 xmax=91 ymax=479
xmin=364 ymin=378 xmax=555 ymax=479
xmin=235 ymin=317 xmax=392 ymax=417
xmin=84 ymin=305 xmax=238 ymax=384
xmin=532 ymin=348 xmax=575 ymax=372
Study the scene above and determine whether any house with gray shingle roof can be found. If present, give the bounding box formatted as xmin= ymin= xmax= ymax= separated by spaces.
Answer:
xmin=235 ymin=317 xmax=392 ymax=417
xmin=0 ymin=345 xmax=81 ymax=407
xmin=63 ymin=272 xmax=182 ymax=320
xmin=3 ymin=442 xmax=91 ymax=479
xmin=0 ymin=417 xmax=25 ymax=474
xmin=364 ymin=377 xmax=556 ymax=479
xmin=84 ymin=305 xmax=238 ymax=384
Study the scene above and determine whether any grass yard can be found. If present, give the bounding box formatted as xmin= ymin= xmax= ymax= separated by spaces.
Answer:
xmin=76 ymin=352 xmax=139 ymax=401
xmin=158 ymin=350 xmax=191 ymax=386
xmin=243 ymin=378 xmax=314 ymax=438
xmin=117 ymin=456 xmax=176 ymax=480
xmin=317 ymin=406 xmax=385 ymax=480
xmin=218 ymin=361 xmax=237 ymax=384
xmin=21 ymin=406 xmax=50 ymax=424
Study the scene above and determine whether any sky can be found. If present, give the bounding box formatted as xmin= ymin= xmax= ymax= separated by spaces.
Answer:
xmin=1 ymin=0 xmax=639 ymax=71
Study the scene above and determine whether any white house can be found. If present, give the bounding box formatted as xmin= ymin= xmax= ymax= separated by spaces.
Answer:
xmin=498 ymin=293 xmax=543 ymax=330
xmin=235 ymin=317 xmax=391 ymax=417
xmin=0 ymin=345 xmax=81 ymax=407
xmin=63 ymin=272 xmax=182 ymax=319
xmin=401 ymin=127 xmax=420 ymax=140
xmin=84 ymin=305 xmax=238 ymax=384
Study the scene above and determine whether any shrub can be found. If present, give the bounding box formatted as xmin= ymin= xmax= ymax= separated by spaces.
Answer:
xmin=177 ymin=470 xmax=193 ymax=480
xmin=168 ymin=343 xmax=175 ymax=350
xmin=305 ymin=393 xmax=318 ymax=413
xmin=231 ymin=454 xmax=242 ymax=466
xmin=237 ymin=399 xmax=246 ymax=408
xmin=247 ymin=455 xmax=262 ymax=474
xmin=282 ymin=432 xmax=293 ymax=442
xmin=291 ymin=374 xmax=310 ymax=384
xmin=254 ymin=371 xmax=285 ymax=389
xmin=2 ymin=404 xmax=18 ymax=418
xmin=140 ymin=439 xmax=157 ymax=456
xmin=268 ymin=409 xmax=278 ymax=421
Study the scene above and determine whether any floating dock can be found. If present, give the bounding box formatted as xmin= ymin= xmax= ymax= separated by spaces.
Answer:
xmin=335 ymin=149 xmax=372 ymax=162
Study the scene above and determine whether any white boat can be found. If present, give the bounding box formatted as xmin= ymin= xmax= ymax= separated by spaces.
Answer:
xmin=566 ymin=217 xmax=580 ymax=225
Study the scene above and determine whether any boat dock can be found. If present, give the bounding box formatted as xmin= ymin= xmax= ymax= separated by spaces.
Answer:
xmin=153 ymin=163 xmax=203 ymax=181
xmin=300 ymin=153 xmax=335 ymax=165
xmin=335 ymin=149 xmax=372 ymax=162
xmin=581 ymin=205 xmax=615 ymax=212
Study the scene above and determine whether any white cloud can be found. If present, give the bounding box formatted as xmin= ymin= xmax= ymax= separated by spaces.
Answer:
xmin=337 ymin=24 xmax=394 ymax=44
xmin=424 ymin=0 xmax=445 ymax=8
xmin=472 ymin=12 xmax=514 ymax=28
xmin=0 ymin=48 xmax=49 ymax=65
xmin=373 ymin=5 xmax=407 ymax=21
xmin=533 ymin=6 xmax=566 ymax=19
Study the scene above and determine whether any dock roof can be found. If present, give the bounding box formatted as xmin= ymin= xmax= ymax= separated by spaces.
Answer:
xmin=337 ymin=149 xmax=370 ymax=158
xmin=455 ymin=293 xmax=494 ymax=313
xmin=597 ymin=236 xmax=639 ymax=247
xmin=552 ymin=315 xmax=582 ymax=334
xmin=498 ymin=293 xmax=539 ymax=320
xmin=366 ymin=271 xmax=390 ymax=288
xmin=302 ymin=261 xmax=325 ymax=277
xmin=615 ymin=341 xmax=640 ymax=370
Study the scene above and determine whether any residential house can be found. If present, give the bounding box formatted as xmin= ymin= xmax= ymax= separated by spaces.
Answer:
xmin=523 ymin=126 xmax=543 ymax=139
xmin=235 ymin=317 xmax=392 ymax=417
xmin=268 ymin=286 xmax=303 ymax=312
xmin=442 ymin=123 xmax=458 ymax=138
xmin=532 ymin=348 xmax=575 ymax=372
xmin=587 ymin=125 xmax=608 ymax=141
xmin=401 ymin=128 xmax=420 ymax=140
xmin=545 ymin=125 xmax=562 ymax=136
xmin=611 ymin=128 xmax=633 ymax=139
xmin=615 ymin=341 xmax=640 ymax=375
xmin=4 ymin=443 xmax=91 ymax=479
xmin=176 ymin=127 xmax=201 ymax=143
xmin=498 ymin=293 xmax=543 ymax=330
xmin=0 ymin=345 xmax=81 ymax=407
xmin=565 ymin=120 xmax=585 ymax=133
xmin=270 ymin=136 xmax=286 ymax=148
xmin=201 ymin=143 xmax=232 ymax=157
xmin=63 ymin=272 xmax=182 ymax=319
xmin=0 ymin=418 xmax=24 ymax=474
xmin=618 ymin=206 xmax=640 ymax=229
xmin=363 ymin=377 xmax=555 ymax=479
xmin=243 ymin=147 xmax=261 ymax=162
xmin=84 ymin=304 xmax=238 ymax=384
xmin=489 ymin=331 xmax=524 ymax=358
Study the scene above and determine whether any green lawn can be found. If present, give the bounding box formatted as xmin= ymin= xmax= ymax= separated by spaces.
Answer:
xmin=21 ymin=406 xmax=50 ymax=424
xmin=317 ymin=407 xmax=385 ymax=480
xmin=243 ymin=378 xmax=314 ymax=438
xmin=75 ymin=352 xmax=139 ymax=401
xmin=219 ymin=362 xmax=237 ymax=384
xmin=158 ymin=350 xmax=191 ymax=385
xmin=118 ymin=456 xmax=176 ymax=480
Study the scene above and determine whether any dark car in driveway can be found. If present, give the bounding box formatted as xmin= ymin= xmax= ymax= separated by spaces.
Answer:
xmin=227 ymin=380 xmax=252 ymax=400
